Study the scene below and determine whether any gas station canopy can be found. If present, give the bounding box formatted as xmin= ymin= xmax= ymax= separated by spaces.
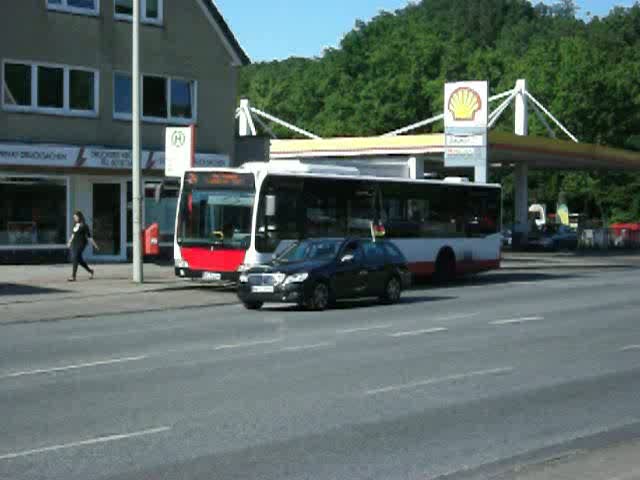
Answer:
xmin=270 ymin=132 xmax=640 ymax=171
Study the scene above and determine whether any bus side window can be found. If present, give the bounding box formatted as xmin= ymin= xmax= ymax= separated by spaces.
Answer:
xmin=348 ymin=183 xmax=377 ymax=236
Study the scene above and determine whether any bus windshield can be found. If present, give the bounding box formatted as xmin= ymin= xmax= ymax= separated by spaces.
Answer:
xmin=177 ymin=172 xmax=255 ymax=250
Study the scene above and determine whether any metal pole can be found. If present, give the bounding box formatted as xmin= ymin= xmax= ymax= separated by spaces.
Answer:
xmin=132 ymin=0 xmax=143 ymax=283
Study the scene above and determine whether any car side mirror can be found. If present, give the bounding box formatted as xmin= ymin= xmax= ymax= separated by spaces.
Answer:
xmin=340 ymin=253 xmax=354 ymax=263
xmin=265 ymin=195 xmax=277 ymax=217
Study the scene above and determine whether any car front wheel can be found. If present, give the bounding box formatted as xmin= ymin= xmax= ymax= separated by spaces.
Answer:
xmin=308 ymin=282 xmax=330 ymax=311
xmin=380 ymin=276 xmax=402 ymax=304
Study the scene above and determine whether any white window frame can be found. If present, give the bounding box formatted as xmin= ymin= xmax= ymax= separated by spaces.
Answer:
xmin=114 ymin=0 xmax=163 ymax=26
xmin=0 ymin=172 xmax=71 ymax=250
xmin=113 ymin=71 xmax=197 ymax=125
xmin=2 ymin=60 xmax=100 ymax=118
xmin=46 ymin=0 xmax=100 ymax=16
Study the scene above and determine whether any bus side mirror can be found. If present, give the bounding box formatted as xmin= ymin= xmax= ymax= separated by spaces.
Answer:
xmin=265 ymin=195 xmax=277 ymax=217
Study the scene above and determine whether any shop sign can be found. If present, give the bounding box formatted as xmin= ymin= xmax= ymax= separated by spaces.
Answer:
xmin=0 ymin=143 xmax=229 ymax=173
xmin=80 ymin=148 xmax=151 ymax=169
xmin=0 ymin=144 xmax=79 ymax=167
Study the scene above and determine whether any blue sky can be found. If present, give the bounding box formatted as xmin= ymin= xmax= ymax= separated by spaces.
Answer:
xmin=215 ymin=0 xmax=637 ymax=62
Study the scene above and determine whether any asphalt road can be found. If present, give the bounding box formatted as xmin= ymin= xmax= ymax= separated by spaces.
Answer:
xmin=2 ymin=267 xmax=640 ymax=480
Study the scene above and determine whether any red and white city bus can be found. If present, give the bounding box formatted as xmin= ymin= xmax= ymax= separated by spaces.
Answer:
xmin=173 ymin=162 xmax=501 ymax=281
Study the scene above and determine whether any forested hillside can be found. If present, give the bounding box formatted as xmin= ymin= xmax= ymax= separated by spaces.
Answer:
xmin=239 ymin=0 xmax=640 ymax=222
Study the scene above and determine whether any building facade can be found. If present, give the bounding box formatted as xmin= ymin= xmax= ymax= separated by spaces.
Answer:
xmin=0 ymin=0 xmax=249 ymax=263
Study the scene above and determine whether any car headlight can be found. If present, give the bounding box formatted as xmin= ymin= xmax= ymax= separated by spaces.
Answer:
xmin=284 ymin=272 xmax=309 ymax=285
xmin=239 ymin=273 xmax=249 ymax=283
xmin=175 ymin=259 xmax=189 ymax=269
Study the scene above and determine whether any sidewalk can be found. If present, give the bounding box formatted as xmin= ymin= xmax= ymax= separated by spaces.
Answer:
xmin=504 ymin=439 xmax=640 ymax=480
xmin=502 ymin=251 xmax=640 ymax=270
xmin=0 ymin=262 xmax=237 ymax=324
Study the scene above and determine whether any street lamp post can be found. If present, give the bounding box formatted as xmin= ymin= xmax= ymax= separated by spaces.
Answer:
xmin=132 ymin=0 xmax=143 ymax=283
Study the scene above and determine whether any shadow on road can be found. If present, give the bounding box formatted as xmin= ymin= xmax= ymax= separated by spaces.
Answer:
xmin=0 ymin=283 xmax=68 ymax=296
xmin=263 ymin=295 xmax=456 ymax=312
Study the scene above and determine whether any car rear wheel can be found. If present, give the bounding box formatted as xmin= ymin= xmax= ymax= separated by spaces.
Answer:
xmin=308 ymin=283 xmax=330 ymax=311
xmin=380 ymin=276 xmax=402 ymax=304
xmin=243 ymin=301 xmax=263 ymax=310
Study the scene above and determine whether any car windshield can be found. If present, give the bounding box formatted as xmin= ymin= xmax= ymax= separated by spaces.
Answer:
xmin=276 ymin=239 xmax=343 ymax=263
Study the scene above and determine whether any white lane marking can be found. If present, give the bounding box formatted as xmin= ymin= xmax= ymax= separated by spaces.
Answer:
xmin=0 ymin=426 xmax=171 ymax=461
xmin=388 ymin=327 xmax=448 ymax=338
xmin=214 ymin=338 xmax=281 ymax=351
xmin=434 ymin=313 xmax=477 ymax=322
xmin=490 ymin=316 xmax=544 ymax=326
xmin=619 ymin=345 xmax=640 ymax=352
xmin=278 ymin=342 xmax=334 ymax=353
xmin=0 ymin=355 xmax=147 ymax=380
xmin=337 ymin=324 xmax=393 ymax=334
xmin=364 ymin=367 xmax=514 ymax=396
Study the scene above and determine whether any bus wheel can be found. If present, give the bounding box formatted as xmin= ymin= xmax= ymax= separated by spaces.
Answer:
xmin=243 ymin=301 xmax=263 ymax=310
xmin=434 ymin=249 xmax=456 ymax=284
xmin=380 ymin=276 xmax=402 ymax=304
xmin=308 ymin=283 xmax=330 ymax=311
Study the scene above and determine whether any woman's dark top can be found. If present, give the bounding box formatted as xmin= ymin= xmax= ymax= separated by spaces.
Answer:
xmin=71 ymin=223 xmax=92 ymax=251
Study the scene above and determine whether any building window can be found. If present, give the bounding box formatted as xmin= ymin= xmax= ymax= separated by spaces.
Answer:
xmin=114 ymin=72 xmax=196 ymax=124
xmin=3 ymin=64 xmax=31 ymax=107
xmin=2 ymin=61 xmax=99 ymax=117
xmin=70 ymin=69 xmax=96 ymax=111
xmin=171 ymin=79 xmax=193 ymax=119
xmin=127 ymin=182 xmax=179 ymax=245
xmin=47 ymin=0 xmax=99 ymax=16
xmin=113 ymin=73 xmax=132 ymax=116
xmin=143 ymin=76 xmax=167 ymax=118
xmin=0 ymin=177 xmax=68 ymax=247
xmin=114 ymin=0 xmax=163 ymax=24
xmin=37 ymin=66 xmax=64 ymax=109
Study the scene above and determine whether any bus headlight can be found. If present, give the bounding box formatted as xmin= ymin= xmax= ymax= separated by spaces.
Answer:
xmin=284 ymin=272 xmax=309 ymax=285
xmin=175 ymin=259 xmax=189 ymax=269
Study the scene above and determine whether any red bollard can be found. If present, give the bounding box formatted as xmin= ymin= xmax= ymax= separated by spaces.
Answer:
xmin=143 ymin=223 xmax=160 ymax=256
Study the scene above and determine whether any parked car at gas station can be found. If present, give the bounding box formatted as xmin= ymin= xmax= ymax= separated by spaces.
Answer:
xmin=529 ymin=225 xmax=578 ymax=251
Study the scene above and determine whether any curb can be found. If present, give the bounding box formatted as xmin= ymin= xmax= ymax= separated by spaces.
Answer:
xmin=500 ymin=263 xmax=637 ymax=271
xmin=0 ymin=300 xmax=240 ymax=326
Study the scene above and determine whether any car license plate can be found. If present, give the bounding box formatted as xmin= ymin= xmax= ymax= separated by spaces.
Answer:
xmin=252 ymin=286 xmax=274 ymax=293
xmin=202 ymin=272 xmax=222 ymax=281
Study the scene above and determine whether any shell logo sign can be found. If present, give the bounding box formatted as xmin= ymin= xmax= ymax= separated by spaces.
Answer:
xmin=448 ymin=87 xmax=482 ymax=122
xmin=443 ymin=81 xmax=489 ymax=178
xmin=444 ymin=81 xmax=488 ymax=129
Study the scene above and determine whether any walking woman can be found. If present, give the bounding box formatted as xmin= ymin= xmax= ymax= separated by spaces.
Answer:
xmin=67 ymin=211 xmax=99 ymax=281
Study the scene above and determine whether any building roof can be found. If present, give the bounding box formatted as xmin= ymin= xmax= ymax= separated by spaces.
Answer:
xmin=199 ymin=0 xmax=250 ymax=66
xmin=270 ymin=132 xmax=640 ymax=170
